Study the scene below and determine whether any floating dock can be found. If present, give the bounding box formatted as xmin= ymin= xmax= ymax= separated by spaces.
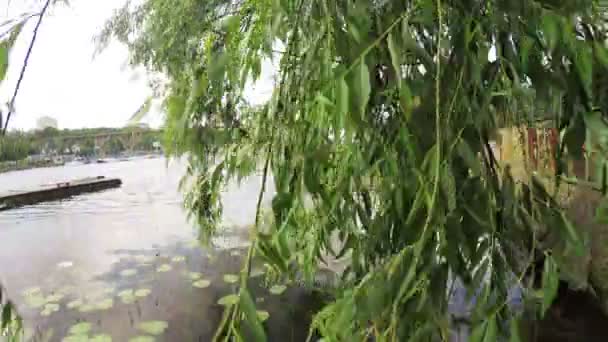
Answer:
xmin=0 ymin=176 xmax=122 ymax=211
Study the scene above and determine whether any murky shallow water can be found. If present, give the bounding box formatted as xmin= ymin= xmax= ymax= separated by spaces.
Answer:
xmin=0 ymin=157 xmax=317 ymax=341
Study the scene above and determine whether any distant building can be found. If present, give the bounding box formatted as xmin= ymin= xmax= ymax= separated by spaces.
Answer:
xmin=36 ymin=116 xmax=58 ymax=130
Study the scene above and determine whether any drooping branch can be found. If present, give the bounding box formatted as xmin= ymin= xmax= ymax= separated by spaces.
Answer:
xmin=2 ymin=0 xmax=52 ymax=135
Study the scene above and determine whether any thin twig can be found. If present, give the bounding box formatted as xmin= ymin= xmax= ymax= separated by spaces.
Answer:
xmin=2 ymin=0 xmax=51 ymax=135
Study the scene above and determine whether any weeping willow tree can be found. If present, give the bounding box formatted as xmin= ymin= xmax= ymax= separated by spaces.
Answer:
xmin=99 ymin=0 xmax=608 ymax=340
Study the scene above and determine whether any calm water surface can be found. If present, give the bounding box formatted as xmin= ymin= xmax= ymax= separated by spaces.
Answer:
xmin=0 ymin=157 xmax=316 ymax=341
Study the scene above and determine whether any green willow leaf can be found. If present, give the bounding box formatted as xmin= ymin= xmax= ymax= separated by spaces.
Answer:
xmin=541 ymin=256 xmax=559 ymax=317
xmin=336 ymin=77 xmax=349 ymax=116
xmin=387 ymin=31 xmax=401 ymax=88
xmin=239 ymin=288 xmax=267 ymax=341
xmin=0 ymin=42 xmax=9 ymax=83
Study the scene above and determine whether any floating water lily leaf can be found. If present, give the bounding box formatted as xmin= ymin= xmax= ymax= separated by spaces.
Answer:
xmin=137 ymin=321 xmax=168 ymax=335
xmin=22 ymin=287 xmax=41 ymax=297
xmin=120 ymin=269 xmax=138 ymax=277
xmin=26 ymin=294 xmax=46 ymax=308
xmin=187 ymin=272 xmax=202 ymax=280
xmin=95 ymin=298 xmax=114 ymax=310
xmin=46 ymin=293 xmax=65 ymax=303
xmin=256 ymin=310 xmax=270 ymax=322
xmin=230 ymin=250 xmax=240 ymax=256
xmin=57 ymin=261 xmax=74 ymax=269
xmin=90 ymin=334 xmax=112 ymax=342
xmin=128 ymin=336 xmax=155 ymax=342
xmin=269 ymin=285 xmax=286 ymax=295
xmin=223 ymin=274 xmax=239 ymax=284
xmin=68 ymin=322 xmax=92 ymax=335
xmin=192 ymin=279 xmax=211 ymax=288
xmin=217 ymin=294 xmax=239 ymax=306
xmin=67 ymin=299 xmax=83 ymax=309
xmin=62 ymin=335 xmax=89 ymax=342
xmin=118 ymin=289 xmax=136 ymax=304
xmin=156 ymin=264 xmax=172 ymax=272
xmin=171 ymin=256 xmax=185 ymax=263
xmin=118 ymin=289 xmax=134 ymax=297
xmin=79 ymin=303 xmax=96 ymax=313
xmin=41 ymin=303 xmax=60 ymax=316
xmin=135 ymin=289 xmax=151 ymax=297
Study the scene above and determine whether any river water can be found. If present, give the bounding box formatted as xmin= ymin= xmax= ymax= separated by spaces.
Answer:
xmin=0 ymin=157 xmax=319 ymax=342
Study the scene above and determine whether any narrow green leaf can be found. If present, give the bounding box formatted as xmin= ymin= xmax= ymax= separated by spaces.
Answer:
xmin=509 ymin=318 xmax=522 ymax=342
xmin=128 ymin=97 xmax=153 ymax=124
xmin=542 ymin=14 xmax=558 ymax=51
xmin=541 ymin=256 xmax=559 ymax=317
xmin=239 ymin=288 xmax=267 ymax=342
xmin=1 ymin=302 xmax=12 ymax=329
xmin=387 ymin=32 xmax=401 ymax=87
xmin=358 ymin=61 xmax=371 ymax=115
xmin=0 ymin=42 xmax=9 ymax=83
xmin=483 ymin=315 xmax=497 ymax=342
xmin=399 ymin=84 xmax=413 ymax=120
xmin=335 ymin=77 xmax=348 ymax=116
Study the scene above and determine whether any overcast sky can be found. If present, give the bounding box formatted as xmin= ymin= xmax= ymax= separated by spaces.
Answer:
xmin=0 ymin=0 xmax=160 ymax=131
xmin=0 ymin=0 xmax=277 ymax=131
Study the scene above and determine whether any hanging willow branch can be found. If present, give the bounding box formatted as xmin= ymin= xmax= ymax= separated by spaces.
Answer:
xmin=2 ymin=0 xmax=52 ymax=135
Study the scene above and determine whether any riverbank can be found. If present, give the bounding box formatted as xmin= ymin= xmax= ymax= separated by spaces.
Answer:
xmin=0 ymin=159 xmax=61 ymax=174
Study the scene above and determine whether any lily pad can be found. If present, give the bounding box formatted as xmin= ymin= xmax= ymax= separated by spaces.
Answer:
xmin=118 ymin=289 xmax=134 ymax=297
xmin=187 ymin=272 xmax=202 ymax=280
xmin=68 ymin=322 xmax=92 ymax=335
xmin=46 ymin=293 xmax=65 ymax=302
xmin=192 ymin=279 xmax=211 ymax=289
xmin=79 ymin=303 xmax=96 ymax=313
xmin=128 ymin=336 xmax=155 ymax=342
xmin=62 ymin=335 xmax=89 ymax=342
xmin=134 ymin=289 xmax=151 ymax=297
xmin=90 ymin=334 xmax=113 ymax=342
xmin=269 ymin=285 xmax=287 ymax=295
xmin=217 ymin=294 xmax=239 ymax=306
xmin=22 ymin=287 xmax=42 ymax=297
xmin=137 ymin=321 xmax=168 ymax=336
xmin=120 ymin=269 xmax=138 ymax=277
xmin=223 ymin=274 xmax=239 ymax=284
xmin=171 ymin=256 xmax=185 ymax=263
xmin=256 ymin=310 xmax=270 ymax=322
xmin=25 ymin=294 xmax=46 ymax=309
xmin=94 ymin=298 xmax=114 ymax=310
xmin=67 ymin=299 xmax=83 ymax=309
xmin=118 ymin=289 xmax=136 ymax=304
xmin=41 ymin=303 xmax=60 ymax=316
xmin=230 ymin=250 xmax=240 ymax=257
xmin=156 ymin=264 xmax=171 ymax=272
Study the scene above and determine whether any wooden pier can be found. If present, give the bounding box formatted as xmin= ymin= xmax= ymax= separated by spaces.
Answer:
xmin=0 ymin=176 xmax=122 ymax=211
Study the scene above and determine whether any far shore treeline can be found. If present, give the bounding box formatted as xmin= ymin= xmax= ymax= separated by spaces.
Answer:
xmin=0 ymin=126 xmax=162 ymax=162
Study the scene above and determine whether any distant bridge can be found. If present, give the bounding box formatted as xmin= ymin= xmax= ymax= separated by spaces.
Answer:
xmin=57 ymin=128 xmax=163 ymax=156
